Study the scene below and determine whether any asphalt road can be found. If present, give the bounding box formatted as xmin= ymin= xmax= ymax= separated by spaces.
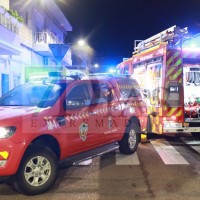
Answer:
xmin=1 ymin=135 xmax=200 ymax=200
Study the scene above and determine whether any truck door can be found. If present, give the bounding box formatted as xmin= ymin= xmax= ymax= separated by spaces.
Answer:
xmin=63 ymin=82 xmax=99 ymax=155
xmin=90 ymin=80 xmax=122 ymax=144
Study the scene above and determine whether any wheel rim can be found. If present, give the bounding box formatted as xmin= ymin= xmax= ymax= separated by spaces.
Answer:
xmin=128 ymin=129 xmax=137 ymax=149
xmin=24 ymin=156 xmax=51 ymax=187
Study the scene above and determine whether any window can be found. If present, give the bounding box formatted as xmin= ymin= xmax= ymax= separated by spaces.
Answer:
xmin=124 ymin=64 xmax=129 ymax=74
xmin=0 ymin=83 xmax=66 ymax=107
xmin=120 ymin=87 xmax=141 ymax=99
xmin=91 ymin=83 xmax=113 ymax=104
xmin=66 ymin=84 xmax=91 ymax=107
xmin=118 ymin=80 xmax=141 ymax=100
xmin=116 ymin=78 xmax=141 ymax=100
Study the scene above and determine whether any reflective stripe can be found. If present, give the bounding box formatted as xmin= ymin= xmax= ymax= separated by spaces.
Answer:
xmin=166 ymin=51 xmax=180 ymax=66
xmin=166 ymin=108 xmax=177 ymax=116
xmin=176 ymin=109 xmax=182 ymax=117
xmin=167 ymin=66 xmax=176 ymax=77
xmin=170 ymin=68 xmax=182 ymax=80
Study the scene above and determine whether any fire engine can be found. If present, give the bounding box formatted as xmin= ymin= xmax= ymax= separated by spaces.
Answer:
xmin=116 ymin=25 xmax=200 ymax=137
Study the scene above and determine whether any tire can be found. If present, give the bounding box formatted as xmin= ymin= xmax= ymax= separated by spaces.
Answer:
xmin=118 ymin=121 xmax=140 ymax=155
xmin=13 ymin=145 xmax=58 ymax=195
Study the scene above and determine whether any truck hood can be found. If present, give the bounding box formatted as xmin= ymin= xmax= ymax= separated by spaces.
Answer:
xmin=0 ymin=106 xmax=45 ymax=122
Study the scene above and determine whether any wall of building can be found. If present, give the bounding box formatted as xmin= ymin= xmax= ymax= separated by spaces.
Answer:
xmin=0 ymin=0 xmax=9 ymax=10
xmin=0 ymin=46 xmax=46 ymax=95
xmin=0 ymin=0 xmax=72 ymax=96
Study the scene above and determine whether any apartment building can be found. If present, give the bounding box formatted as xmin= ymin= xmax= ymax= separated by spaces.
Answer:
xmin=0 ymin=0 xmax=72 ymax=96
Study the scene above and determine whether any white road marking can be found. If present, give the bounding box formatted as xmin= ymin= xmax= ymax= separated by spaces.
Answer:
xmin=150 ymin=139 xmax=189 ymax=165
xmin=116 ymin=152 xmax=140 ymax=165
xmin=181 ymin=137 xmax=200 ymax=154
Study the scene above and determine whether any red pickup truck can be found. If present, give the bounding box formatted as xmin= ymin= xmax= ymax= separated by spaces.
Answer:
xmin=0 ymin=75 xmax=147 ymax=195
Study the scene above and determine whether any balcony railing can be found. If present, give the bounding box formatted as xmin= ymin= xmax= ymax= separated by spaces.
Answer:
xmin=0 ymin=13 xmax=20 ymax=35
xmin=34 ymin=31 xmax=62 ymax=56
xmin=35 ymin=31 xmax=61 ymax=44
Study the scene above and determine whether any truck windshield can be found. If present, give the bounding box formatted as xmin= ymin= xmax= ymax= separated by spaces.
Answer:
xmin=0 ymin=83 xmax=67 ymax=108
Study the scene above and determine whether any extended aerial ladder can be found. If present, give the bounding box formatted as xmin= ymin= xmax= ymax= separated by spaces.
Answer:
xmin=133 ymin=25 xmax=189 ymax=54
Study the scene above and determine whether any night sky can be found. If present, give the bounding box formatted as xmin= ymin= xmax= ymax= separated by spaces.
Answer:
xmin=56 ymin=0 xmax=200 ymax=67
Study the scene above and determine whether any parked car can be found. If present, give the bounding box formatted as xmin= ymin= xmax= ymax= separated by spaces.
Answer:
xmin=0 ymin=74 xmax=147 ymax=195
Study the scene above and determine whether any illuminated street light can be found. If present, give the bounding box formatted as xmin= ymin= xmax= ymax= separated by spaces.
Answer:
xmin=77 ymin=39 xmax=86 ymax=46
xmin=68 ymin=39 xmax=94 ymax=72
xmin=94 ymin=63 xmax=99 ymax=68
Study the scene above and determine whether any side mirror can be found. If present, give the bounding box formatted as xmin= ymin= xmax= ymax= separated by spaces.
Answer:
xmin=65 ymin=98 xmax=85 ymax=110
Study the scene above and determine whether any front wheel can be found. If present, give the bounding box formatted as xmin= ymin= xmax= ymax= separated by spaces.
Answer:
xmin=118 ymin=122 xmax=140 ymax=155
xmin=13 ymin=145 xmax=58 ymax=195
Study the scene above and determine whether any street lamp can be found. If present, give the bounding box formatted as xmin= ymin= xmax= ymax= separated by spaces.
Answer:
xmin=94 ymin=63 xmax=99 ymax=68
xmin=70 ymin=39 xmax=93 ymax=72
xmin=77 ymin=39 xmax=85 ymax=46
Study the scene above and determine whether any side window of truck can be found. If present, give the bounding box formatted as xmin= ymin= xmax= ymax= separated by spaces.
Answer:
xmin=91 ymin=82 xmax=113 ymax=104
xmin=123 ymin=64 xmax=129 ymax=74
xmin=64 ymin=84 xmax=91 ymax=110
xmin=120 ymin=86 xmax=141 ymax=99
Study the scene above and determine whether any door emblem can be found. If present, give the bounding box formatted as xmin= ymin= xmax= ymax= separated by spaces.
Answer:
xmin=79 ymin=123 xmax=88 ymax=141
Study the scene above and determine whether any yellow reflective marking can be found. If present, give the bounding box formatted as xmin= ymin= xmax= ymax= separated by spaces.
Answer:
xmin=159 ymin=108 xmax=162 ymax=116
xmin=167 ymin=66 xmax=176 ymax=77
xmin=167 ymin=51 xmax=180 ymax=66
xmin=171 ymin=68 xmax=182 ymax=80
xmin=176 ymin=109 xmax=182 ymax=117
xmin=178 ymin=78 xmax=182 ymax=84
xmin=0 ymin=151 xmax=9 ymax=159
xmin=141 ymin=134 xmax=147 ymax=143
xmin=163 ymin=105 xmax=167 ymax=111
xmin=155 ymin=116 xmax=160 ymax=124
xmin=166 ymin=108 xmax=177 ymax=116
xmin=174 ymin=58 xmax=182 ymax=67
xmin=167 ymin=56 xmax=174 ymax=66
xmin=173 ymin=51 xmax=181 ymax=59
xmin=159 ymin=124 xmax=163 ymax=134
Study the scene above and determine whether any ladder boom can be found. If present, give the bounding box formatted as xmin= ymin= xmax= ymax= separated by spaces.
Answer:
xmin=134 ymin=25 xmax=188 ymax=53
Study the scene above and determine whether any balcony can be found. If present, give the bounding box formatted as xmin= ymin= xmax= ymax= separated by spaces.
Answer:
xmin=33 ymin=31 xmax=62 ymax=56
xmin=0 ymin=8 xmax=22 ymax=55
xmin=34 ymin=31 xmax=72 ymax=65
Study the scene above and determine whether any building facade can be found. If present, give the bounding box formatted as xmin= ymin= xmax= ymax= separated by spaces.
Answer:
xmin=0 ymin=0 xmax=72 ymax=96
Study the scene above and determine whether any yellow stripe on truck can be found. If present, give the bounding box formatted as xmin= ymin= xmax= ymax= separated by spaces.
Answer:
xmin=166 ymin=108 xmax=177 ymax=116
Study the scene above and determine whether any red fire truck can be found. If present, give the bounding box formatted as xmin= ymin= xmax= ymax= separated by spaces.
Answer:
xmin=116 ymin=25 xmax=200 ymax=136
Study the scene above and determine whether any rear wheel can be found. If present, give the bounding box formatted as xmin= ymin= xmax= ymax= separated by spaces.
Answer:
xmin=119 ymin=121 xmax=140 ymax=154
xmin=12 ymin=146 xmax=58 ymax=195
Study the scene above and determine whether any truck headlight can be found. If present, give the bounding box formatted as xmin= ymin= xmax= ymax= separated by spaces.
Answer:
xmin=0 ymin=126 xmax=16 ymax=139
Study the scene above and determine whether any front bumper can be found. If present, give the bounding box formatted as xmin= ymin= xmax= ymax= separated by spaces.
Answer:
xmin=164 ymin=127 xmax=200 ymax=133
xmin=0 ymin=140 xmax=27 ymax=176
